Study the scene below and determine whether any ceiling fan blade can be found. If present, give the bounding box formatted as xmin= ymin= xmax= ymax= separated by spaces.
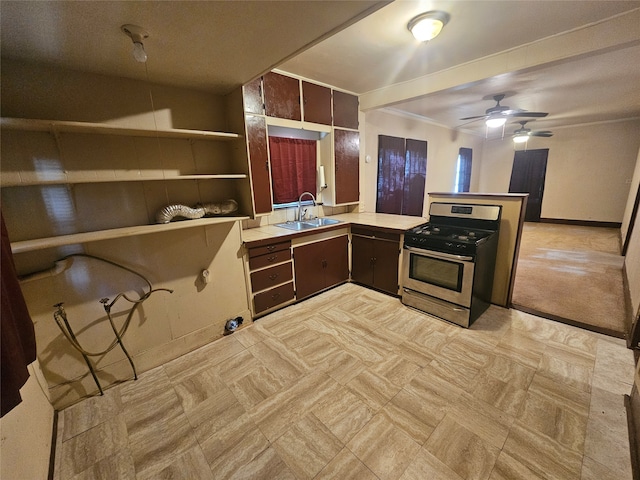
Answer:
xmin=531 ymin=131 xmax=553 ymax=137
xmin=509 ymin=111 xmax=549 ymax=118
xmin=459 ymin=114 xmax=488 ymax=121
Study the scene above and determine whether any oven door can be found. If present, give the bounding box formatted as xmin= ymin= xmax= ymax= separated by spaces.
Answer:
xmin=402 ymin=246 xmax=475 ymax=308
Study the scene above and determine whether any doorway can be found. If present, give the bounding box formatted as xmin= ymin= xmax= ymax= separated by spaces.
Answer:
xmin=508 ymin=149 xmax=549 ymax=222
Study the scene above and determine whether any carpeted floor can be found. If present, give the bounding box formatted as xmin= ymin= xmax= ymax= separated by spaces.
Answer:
xmin=511 ymin=222 xmax=628 ymax=337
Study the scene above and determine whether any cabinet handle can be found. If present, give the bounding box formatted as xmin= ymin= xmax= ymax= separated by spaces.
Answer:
xmin=267 ymin=255 xmax=278 ymax=262
xmin=268 ymin=273 xmax=279 ymax=280
xmin=272 ymin=293 xmax=281 ymax=300
xmin=266 ymin=245 xmax=276 ymax=251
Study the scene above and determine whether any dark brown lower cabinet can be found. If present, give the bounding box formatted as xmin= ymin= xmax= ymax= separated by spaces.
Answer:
xmin=294 ymin=236 xmax=349 ymax=299
xmin=351 ymin=227 xmax=400 ymax=295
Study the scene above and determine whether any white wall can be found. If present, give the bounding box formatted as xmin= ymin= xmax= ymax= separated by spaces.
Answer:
xmin=362 ymin=109 xmax=485 ymax=213
xmin=0 ymin=360 xmax=54 ymax=480
xmin=623 ymin=147 xmax=640 ymax=316
xmin=477 ymin=120 xmax=640 ymax=222
xmin=622 ymin=148 xmax=640 ymax=241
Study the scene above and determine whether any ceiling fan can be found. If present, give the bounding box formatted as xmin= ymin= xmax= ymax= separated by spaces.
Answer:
xmin=511 ymin=120 xmax=553 ymax=143
xmin=460 ymin=94 xmax=549 ymax=127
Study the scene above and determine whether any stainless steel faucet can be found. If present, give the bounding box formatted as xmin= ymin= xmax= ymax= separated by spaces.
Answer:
xmin=297 ymin=191 xmax=316 ymax=221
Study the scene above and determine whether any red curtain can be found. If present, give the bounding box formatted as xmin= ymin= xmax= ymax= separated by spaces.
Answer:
xmin=269 ymin=137 xmax=317 ymax=204
xmin=1 ymin=212 xmax=37 ymax=417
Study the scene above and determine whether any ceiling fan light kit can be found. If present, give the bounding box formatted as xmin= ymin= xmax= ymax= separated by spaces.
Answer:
xmin=408 ymin=11 xmax=450 ymax=42
xmin=486 ymin=117 xmax=507 ymax=128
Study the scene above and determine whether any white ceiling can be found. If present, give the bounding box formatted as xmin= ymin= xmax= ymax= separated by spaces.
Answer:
xmin=278 ymin=1 xmax=640 ymax=136
xmin=1 ymin=0 xmax=639 ymax=138
xmin=0 ymin=0 xmax=387 ymax=93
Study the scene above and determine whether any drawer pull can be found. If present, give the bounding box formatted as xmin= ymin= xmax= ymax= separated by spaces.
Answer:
xmin=272 ymin=293 xmax=280 ymax=300
xmin=268 ymin=273 xmax=279 ymax=280
xmin=266 ymin=245 xmax=277 ymax=251
xmin=267 ymin=255 xmax=278 ymax=262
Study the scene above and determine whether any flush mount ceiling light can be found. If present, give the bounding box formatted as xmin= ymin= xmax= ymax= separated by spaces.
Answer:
xmin=407 ymin=10 xmax=450 ymax=42
xmin=121 ymin=24 xmax=149 ymax=63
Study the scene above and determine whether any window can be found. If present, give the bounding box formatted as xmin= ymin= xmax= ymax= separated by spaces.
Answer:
xmin=455 ymin=147 xmax=472 ymax=192
xmin=269 ymin=136 xmax=317 ymax=206
xmin=376 ymin=135 xmax=427 ymax=216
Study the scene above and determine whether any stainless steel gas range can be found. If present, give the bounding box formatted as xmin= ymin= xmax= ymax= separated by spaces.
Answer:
xmin=401 ymin=202 xmax=502 ymax=327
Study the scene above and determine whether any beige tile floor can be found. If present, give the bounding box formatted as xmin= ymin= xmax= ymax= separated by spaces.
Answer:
xmin=54 ymin=283 xmax=636 ymax=480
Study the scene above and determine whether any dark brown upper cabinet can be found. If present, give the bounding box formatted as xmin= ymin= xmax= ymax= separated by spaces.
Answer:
xmin=243 ymin=77 xmax=263 ymax=115
xmin=302 ymin=81 xmax=332 ymax=125
xmin=333 ymin=90 xmax=359 ymax=129
xmin=334 ymin=129 xmax=360 ymax=204
xmin=263 ymin=72 xmax=301 ymax=121
xmin=246 ymin=115 xmax=273 ymax=214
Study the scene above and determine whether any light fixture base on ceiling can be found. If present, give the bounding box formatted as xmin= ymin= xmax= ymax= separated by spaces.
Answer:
xmin=121 ymin=24 xmax=149 ymax=63
xmin=407 ymin=11 xmax=450 ymax=42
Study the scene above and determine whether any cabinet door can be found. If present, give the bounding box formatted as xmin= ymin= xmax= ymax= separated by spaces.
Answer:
xmin=334 ymin=129 xmax=359 ymax=204
xmin=246 ymin=115 xmax=273 ymax=214
xmin=263 ymin=72 xmax=301 ymax=121
xmin=351 ymin=235 xmax=375 ymax=287
xmin=302 ymin=81 xmax=332 ymax=125
xmin=294 ymin=241 xmax=326 ymax=299
xmin=372 ymin=238 xmax=400 ymax=295
xmin=333 ymin=91 xmax=359 ymax=129
xmin=322 ymin=235 xmax=349 ymax=289
xmin=243 ymin=77 xmax=263 ymax=114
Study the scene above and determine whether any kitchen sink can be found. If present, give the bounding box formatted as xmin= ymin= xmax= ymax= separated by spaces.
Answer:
xmin=275 ymin=218 xmax=342 ymax=231
xmin=301 ymin=218 xmax=342 ymax=227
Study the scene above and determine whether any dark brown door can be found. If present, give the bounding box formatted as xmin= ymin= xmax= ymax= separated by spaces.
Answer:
xmin=402 ymin=139 xmax=427 ymax=216
xmin=333 ymin=91 xmax=359 ymax=129
xmin=302 ymin=81 xmax=332 ymax=125
xmin=243 ymin=77 xmax=263 ymax=114
xmin=351 ymin=235 xmax=375 ymax=286
xmin=322 ymin=236 xmax=349 ymax=288
xmin=372 ymin=238 xmax=399 ymax=295
xmin=509 ymin=149 xmax=549 ymax=222
xmin=334 ymin=129 xmax=359 ymax=204
xmin=376 ymin=136 xmax=426 ymax=216
xmin=294 ymin=241 xmax=326 ymax=299
xmin=263 ymin=72 xmax=301 ymax=121
xmin=245 ymin=115 xmax=272 ymax=214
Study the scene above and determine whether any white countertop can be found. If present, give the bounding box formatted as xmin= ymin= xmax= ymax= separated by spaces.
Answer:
xmin=241 ymin=212 xmax=427 ymax=245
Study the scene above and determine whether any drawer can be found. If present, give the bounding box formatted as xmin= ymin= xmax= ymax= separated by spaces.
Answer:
xmin=251 ymin=262 xmax=293 ymax=293
xmin=351 ymin=225 xmax=400 ymax=242
xmin=249 ymin=248 xmax=292 ymax=270
xmin=254 ymin=282 xmax=295 ymax=314
xmin=248 ymin=240 xmax=291 ymax=258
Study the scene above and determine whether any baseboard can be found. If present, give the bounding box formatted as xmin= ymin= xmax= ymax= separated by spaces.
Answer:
xmin=538 ymin=218 xmax=622 ymax=228
xmin=511 ymin=303 xmax=626 ymax=339
xmin=625 ymin=388 xmax=640 ymax=480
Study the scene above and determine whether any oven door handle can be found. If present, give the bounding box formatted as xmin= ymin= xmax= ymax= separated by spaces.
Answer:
xmin=404 ymin=246 xmax=474 ymax=262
